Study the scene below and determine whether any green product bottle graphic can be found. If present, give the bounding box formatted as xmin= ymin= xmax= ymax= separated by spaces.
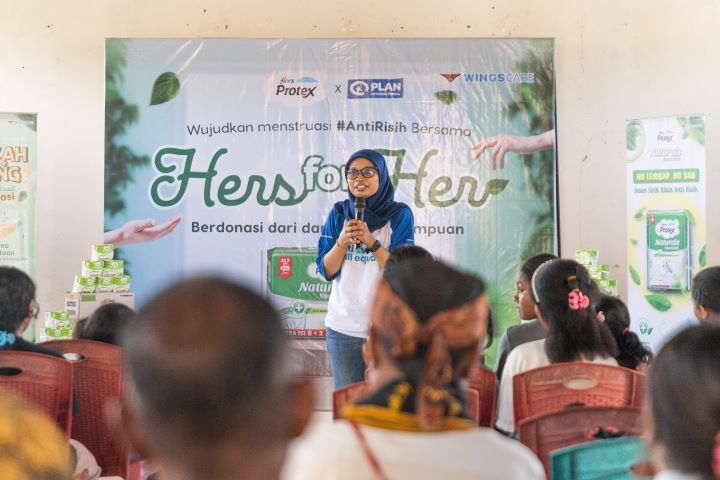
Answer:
xmin=646 ymin=210 xmax=690 ymax=291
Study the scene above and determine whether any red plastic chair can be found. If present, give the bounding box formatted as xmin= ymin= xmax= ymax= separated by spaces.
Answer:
xmin=0 ymin=351 xmax=73 ymax=439
xmin=466 ymin=366 xmax=496 ymax=428
xmin=513 ymin=362 xmax=645 ymax=429
xmin=465 ymin=388 xmax=480 ymax=425
xmin=40 ymin=340 xmax=129 ymax=478
xmin=517 ymin=406 xmax=643 ymax=476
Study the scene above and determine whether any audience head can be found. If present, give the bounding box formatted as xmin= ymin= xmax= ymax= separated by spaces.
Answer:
xmin=367 ymin=258 xmax=489 ymax=429
xmin=382 ymin=245 xmax=432 ymax=280
xmin=530 ymin=259 xmax=617 ymax=363
xmin=648 ymin=325 xmax=720 ymax=477
xmin=595 ymin=295 xmax=652 ymax=370
xmin=0 ymin=266 xmax=36 ymax=337
xmin=692 ymin=266 xmax=720 ymax=324
xmin=0 ymin=393 xmax=72 ymax=480
xmin=73 ymin=302 xmax=135 ymax=345
xmin=514 ymin=253 xmax=557 ymax=321
xmin=121 ymin=277 xmax=313 ymax=478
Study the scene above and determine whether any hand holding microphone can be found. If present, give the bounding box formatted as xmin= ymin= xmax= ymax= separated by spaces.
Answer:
xmin=337 ymin=198 xmax=376 ymax=251
xmin=354 ymin=197 xmax=366 ymax=250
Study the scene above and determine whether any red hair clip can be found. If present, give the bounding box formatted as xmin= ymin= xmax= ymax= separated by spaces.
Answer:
xmin=568 ymin=291 xmax=590 ymax=310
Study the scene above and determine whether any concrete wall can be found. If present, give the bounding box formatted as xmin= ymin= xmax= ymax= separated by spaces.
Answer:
xmin=1 ymin=0 xmax=718 ymax=319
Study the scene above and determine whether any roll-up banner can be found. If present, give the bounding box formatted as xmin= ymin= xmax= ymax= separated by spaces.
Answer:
xmin=0 ymin=112 xmax=37 ymax=340
xmin=626 ymin=115 xmax=706 ymax=353
xmin=0 ymin=112 xmax=36 ymax=274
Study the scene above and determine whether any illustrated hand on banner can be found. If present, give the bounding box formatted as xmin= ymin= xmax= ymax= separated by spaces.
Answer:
xmin=471 ymin=129 xmax=555 ymax=169
xmin=103 ymin=216 xmax=182 ymax=246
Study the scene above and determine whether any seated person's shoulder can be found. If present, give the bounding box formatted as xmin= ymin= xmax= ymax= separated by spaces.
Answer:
xmin=503 ymin=338 xmax=548 ymax=376
xmin=11 ymin=338 xmax=65 ymax=360
xmin=467 ymin=428 xmax=545 ymax=478
xmin=282 ymin=420 xmax=357 ymax=479
xmin=506 ymin=320 xmax=546 ymax=347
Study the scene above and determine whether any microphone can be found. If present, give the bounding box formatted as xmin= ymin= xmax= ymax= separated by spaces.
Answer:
xmin=354 ymin=197 xmax=366 ymax=250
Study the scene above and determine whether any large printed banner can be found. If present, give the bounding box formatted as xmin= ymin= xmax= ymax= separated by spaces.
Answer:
xmin=0 ymin=113 xmax=36 ymax=277
xmin=626 ymin=115 xmax=705 ymax=353
xmin=105 ymin=39 xmax=557 ymax=365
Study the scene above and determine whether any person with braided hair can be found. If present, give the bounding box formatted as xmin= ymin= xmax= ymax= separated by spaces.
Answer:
xmin=283 ymin=258 xmax=544 ymax=480
xmin=647 ymin=324 xmax=720 ymax=480
xmin=692 ymin=266 xmax=720 ymax=325
xmin=495 ymin=259 xmax=618 ymax=434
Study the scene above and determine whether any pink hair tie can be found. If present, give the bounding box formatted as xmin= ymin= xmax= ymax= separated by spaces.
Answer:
xmin=568 ymin=291 xmax=590 ymax=310
xmin=621 ymin=327 xmax=629 ymax=335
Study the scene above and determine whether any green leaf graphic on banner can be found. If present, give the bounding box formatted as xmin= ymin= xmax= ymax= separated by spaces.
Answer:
xmin=645 ymin=294 xmax=672 ymax=312
xmin=700 ymin=244 xmax=707 ymax=267
xmin=434 ymin=90 xmax=458 ymax=105
xmin=504 ymin=43 xmax=555 ymax=266
xmin=150 ymin=72 xmax=181 ymax=106
xmin=688 ymin=128 xmax=705 ymax=146
xmin=626 ymin=121 xmax=645 ymax=163
xmin=678 ymin=116 xmax=705 ymax=146
xmin=629 ymin=265 xmax=641 ymax=286
xmin=18 ymin=192 xmax=27 ymax=202
xmin=486 ymin=179 xmax=509 ymax=195
xmin=630 ymin=238 xmax=638 ymax=246
xmin=521 ymin=221 xmax=554 ymax=260
xmin=684 ymin=209 xmax=696 ymax=226
xmin=106 ymin=40 xmax=150 ymax=218
xmin=634 ymin=208 xmax=645 ymax=220
xmin=15 ymin=114 xmax=37 ymax=132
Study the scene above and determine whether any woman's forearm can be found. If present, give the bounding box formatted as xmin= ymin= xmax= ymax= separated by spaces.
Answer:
xmin=373 ymin=247 xmax=389 ymax=267
xmin=322 ymin=242 xmax=347 ymax=279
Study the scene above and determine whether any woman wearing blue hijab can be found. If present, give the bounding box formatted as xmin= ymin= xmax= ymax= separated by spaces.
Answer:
xmin=317 ymin=149 xmax=414 ymax=388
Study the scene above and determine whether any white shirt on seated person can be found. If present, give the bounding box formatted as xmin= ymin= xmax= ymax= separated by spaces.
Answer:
xmin=282 ymin=418 xmax=545 ymax=480
xmin=495 ymin=338 xmax=618 ymax=433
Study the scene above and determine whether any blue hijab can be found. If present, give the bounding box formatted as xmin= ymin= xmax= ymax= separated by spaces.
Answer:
xmin=338 ymin=149 xmax=410 ymax=232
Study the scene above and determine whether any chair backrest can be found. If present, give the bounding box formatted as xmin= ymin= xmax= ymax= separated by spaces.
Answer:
xmin=466 ymin=366 xmax=496 ymax=427
xmin=517 ymin=406 xmax=643 ymax=476
xmin=465 ymin=387 xmax=480 ymax=425
xmin=0 ymin=351 xmax=73 ymax=438
xmin=550 ymin=436 xmax=647 ymax=480
xmin=40 ymin=339 xmax=128 ymax=478
xmin=332 ymin=381 xmax=368 ymax=420
xmin=513 ymin=362 xmax=645 ymax=428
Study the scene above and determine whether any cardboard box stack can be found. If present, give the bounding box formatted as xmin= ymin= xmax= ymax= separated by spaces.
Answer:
xmin=73 ymin=244 xmax=130 ymax=294
xmin=575 ymin=249 xmax=619 ymax=296
xmin=42 ymin=244 xmax=134 ymax=340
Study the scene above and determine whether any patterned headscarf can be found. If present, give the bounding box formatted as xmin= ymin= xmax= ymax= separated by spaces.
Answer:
xmin=369 ymin=261 xmax=488 ymax=430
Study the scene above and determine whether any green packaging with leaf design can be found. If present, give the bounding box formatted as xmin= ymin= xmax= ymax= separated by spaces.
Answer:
xmin=647 ymin=210 xmax=690 ymax=291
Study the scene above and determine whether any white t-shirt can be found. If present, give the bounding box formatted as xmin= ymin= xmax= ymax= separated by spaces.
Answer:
xmin=324 ymin=223 xmax=392 ymax=338
xmin=282 ymin=419 xmax=545 ymax=480
xmin=495 ymin=338 xmax=618 ymax=432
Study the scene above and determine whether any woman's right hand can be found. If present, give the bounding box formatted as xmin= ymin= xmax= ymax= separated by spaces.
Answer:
xmin=337 ymin=221 xmax=359 ymax=248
